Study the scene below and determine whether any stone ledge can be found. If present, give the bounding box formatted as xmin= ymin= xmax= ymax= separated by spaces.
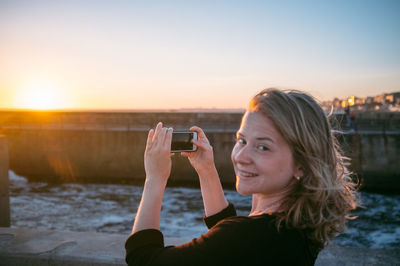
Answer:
xmin=1 ymin=227 xmax=399 ymax=266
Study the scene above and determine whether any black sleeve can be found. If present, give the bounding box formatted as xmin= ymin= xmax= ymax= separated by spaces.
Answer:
xmin=125 ymin=212 xmax=316 ymax=266
xmin=125 ymin=203 xmax=237 ymax=266
xmin=125 ymin=219 xmax=241 ymax=266
xmin=203 ymin=202 xmax=236 ymax=229
xmin=125 ymin=229 xmax=165 ymax=265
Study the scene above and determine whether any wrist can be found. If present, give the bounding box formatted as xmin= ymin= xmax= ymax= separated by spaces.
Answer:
xmin=144 ymin=177 xmax=168 ymax=190
xmin=197 ymin=165 xmax=219 ymax=179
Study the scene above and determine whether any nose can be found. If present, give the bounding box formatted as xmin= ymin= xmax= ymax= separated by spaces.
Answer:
xmin=231 ymin=143 xmax=252 ymax=165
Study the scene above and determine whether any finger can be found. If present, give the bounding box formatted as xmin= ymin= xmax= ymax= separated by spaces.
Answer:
xmin=190 ymin=126 xmax=208 ymax=142
xmin=190 ymin=126 xmax=203 ymax=134
xmin=192 ymin=139 xmax=209 ymax=150
xmin=164 ymin=127 xmax=173 ymax=146
xmin=180 ymin=152 xmax=188 ymax=157
xmin=152 ymin=122 xmax=163 ymax=142
xmin=146 ymin=129 xmax=155 ymax=151
xmin=157 ymin=127 xmax=167 ymax=147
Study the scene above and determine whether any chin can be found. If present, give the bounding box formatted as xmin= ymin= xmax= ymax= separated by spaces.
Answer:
xmin=235 ymin=179 xmax=252 ymax=196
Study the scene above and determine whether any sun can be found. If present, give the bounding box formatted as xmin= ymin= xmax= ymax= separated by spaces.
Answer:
xmin=13 ymin=81 xmax=70 ymax=110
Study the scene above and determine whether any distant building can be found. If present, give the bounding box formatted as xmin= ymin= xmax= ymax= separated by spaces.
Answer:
xmin=346 ymin=96 xmax=355 ymax=106
xmin=365 ymin=97 xmax=374 ymax=104
xmin=328 ymin=91 xmax=400 ymax=113
xmin=385 ymin=94 xmax=394 ymax=103
xmin=392 ymin=92 xmax=400 ymax=105
xmin=355 ymin=97 xmax=365 ymax=105
xmin=374 ymin=94 xmax=386 ymax=104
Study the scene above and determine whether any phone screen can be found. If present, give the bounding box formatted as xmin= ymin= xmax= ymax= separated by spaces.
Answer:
xmin=171 ymin=132 xmax=197 ymax=152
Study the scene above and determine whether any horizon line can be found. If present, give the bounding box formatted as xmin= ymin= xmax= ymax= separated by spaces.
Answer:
xmin=0 ymin=107 xmax=247 ymax=113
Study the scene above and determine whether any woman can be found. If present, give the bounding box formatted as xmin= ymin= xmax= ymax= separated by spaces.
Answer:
xmin=125 ymin=88 xmax=358 ymax=265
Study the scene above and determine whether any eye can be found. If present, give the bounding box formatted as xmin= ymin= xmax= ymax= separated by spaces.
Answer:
xmin=236 ymin=137 xmax=246 ymax=145
xmin=257 ymin=144 xmax=269 ymax=151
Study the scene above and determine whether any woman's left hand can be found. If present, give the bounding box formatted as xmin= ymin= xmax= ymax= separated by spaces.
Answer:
xmin=181 ymin=126 xmax=215 ymax=175
xmin=144 ymin=122 xmax=173 ymax=185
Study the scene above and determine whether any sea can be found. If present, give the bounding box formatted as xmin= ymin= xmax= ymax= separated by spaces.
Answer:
xmin=8 ymin=171 xmax=400 ymax=249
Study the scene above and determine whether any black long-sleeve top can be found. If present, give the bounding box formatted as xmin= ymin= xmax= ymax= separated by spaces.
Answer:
xmin=125 ymin=203 xmax=318 ymax=265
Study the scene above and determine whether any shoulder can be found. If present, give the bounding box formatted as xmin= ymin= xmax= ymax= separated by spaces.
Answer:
xmin=205 ymin=214 xmax=315 ymax=264
xmin=213 ymin=214 xmax=302 ymax=241
xmin=203 ymin=214 xmax=304 ymax=250
xmin=212 ymin=214 xmax=274 ymax=233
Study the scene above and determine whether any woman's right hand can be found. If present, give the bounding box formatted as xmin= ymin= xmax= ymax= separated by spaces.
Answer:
xmin=144 ymin=122 xmax=173 ymax=185
xmin=181 ymin=126 xmax=215 ymax=174
xmin=132 ymin=122 xmax=172 ymax=234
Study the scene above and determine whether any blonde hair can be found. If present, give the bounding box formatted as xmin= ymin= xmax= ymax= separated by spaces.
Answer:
xmin=249 ymin=88 xmax=358 ymax=250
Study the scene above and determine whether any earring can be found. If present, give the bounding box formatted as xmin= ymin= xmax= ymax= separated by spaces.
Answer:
xmin=294 ymin=175 xmax=301 ymax=181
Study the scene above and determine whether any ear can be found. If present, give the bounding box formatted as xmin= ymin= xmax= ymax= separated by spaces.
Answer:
xmin=293 ymin=164 xmax=304 ymax=179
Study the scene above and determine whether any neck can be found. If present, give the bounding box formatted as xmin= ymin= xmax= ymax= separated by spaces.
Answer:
xmin=249 ymin=194 xmax=283 ymax=216
xmin=249 ymin=185 xmax=294 ymax=216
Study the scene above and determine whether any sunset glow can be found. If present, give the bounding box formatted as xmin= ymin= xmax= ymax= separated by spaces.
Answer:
xmin=13 ymin=81 xmax=71 ymax=110
xmin=0 ymin=1 xmax=398 ymax=110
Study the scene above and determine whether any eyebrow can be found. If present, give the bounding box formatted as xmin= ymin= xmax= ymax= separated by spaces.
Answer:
xmin=256 ymin=137 xmax=274 ymax=142
xmin=237 ymin=132 xmax=275 ymax=143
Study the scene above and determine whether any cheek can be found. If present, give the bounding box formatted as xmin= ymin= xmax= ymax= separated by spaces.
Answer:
xmin=256 ymin=153 xmax=293 ymax=179
xmin=274 ymin=156 xmax=296 ymax=181
xmin=231 ymin=144 xmax=238 ymax=163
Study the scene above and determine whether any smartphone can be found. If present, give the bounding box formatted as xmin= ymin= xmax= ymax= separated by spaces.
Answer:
xmin=171 ymin=132 xmax=198 ymax=153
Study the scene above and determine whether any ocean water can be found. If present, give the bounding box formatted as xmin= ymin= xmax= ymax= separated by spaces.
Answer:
xmin=8 ymin=171 xmax=400 ymax=249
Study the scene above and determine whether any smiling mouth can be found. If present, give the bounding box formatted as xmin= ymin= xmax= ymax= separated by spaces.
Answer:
xmin=237 ymin=170 xmax=258 ymax=178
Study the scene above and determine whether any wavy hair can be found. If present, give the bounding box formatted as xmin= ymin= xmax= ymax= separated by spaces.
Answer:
xmin=249 ymin=88 xmax=358 ymax=250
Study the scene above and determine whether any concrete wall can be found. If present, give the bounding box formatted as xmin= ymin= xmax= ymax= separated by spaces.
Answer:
xmin=1 ymin=111 xmax=399 ymax=191
xmin=0 ymin=136 xmax=10 ymax=227
xmin=0 ymin=111 xmax=241 ymax=187
xmin=339 ymin=133 xmax=400 ymax=191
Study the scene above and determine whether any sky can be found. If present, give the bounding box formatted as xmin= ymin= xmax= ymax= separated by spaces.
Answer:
xmin=0 ymin=0 xmax=399 ymax=110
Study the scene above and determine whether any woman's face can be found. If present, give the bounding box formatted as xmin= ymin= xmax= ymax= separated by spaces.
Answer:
xmin=231 ymin=111 xmax=300 ymax=196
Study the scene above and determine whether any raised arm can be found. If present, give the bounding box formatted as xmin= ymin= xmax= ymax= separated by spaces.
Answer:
xmin=132 ymin=122 xmax=173 ymax=233
xmin=181 ymin=126 xmax=228 ymax=217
